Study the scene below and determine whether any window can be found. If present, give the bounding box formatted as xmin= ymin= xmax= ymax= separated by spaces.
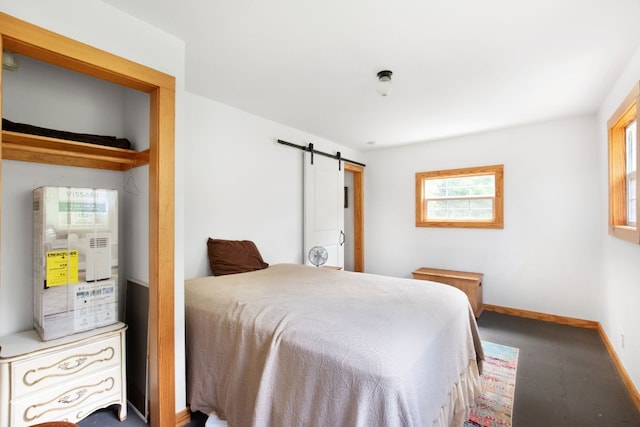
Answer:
xmin=415 ymin=164 xmax=504 ymax=228
xmin=608 ymin=82 xmax=639 ymax=244
xmin=626 ymin=120 xmax=637 ymax=227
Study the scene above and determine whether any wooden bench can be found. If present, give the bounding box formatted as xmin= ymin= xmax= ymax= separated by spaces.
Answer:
xmin=412 ymin=267 xmax=483 ymax=317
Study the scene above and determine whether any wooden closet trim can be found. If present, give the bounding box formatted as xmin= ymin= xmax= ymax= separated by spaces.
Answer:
xmin=344 ymin=163 xmax=364 ymax=272
xmin=0 ymin=12 xmax=177 ymax=427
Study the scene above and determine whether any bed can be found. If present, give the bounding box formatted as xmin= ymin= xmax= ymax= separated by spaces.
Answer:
xmin=185 ymin=261 xmax=483 ymax=427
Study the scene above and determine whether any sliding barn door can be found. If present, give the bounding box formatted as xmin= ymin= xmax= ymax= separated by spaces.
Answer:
xmin=303 ymin=152 xmax=344 ymax=268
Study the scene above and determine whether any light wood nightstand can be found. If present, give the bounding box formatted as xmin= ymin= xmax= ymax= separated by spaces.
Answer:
xmin=412 ymin=267 xmax=483 ymax=317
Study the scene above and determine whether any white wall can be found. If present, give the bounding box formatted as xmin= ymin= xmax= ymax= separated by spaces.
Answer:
xmin=0 ymin=0 xmax=188 ymax=410
xmin=2 ymin=56 xmax=129 ymax=135
xmin=1 ymin=162 xmax=124 ymax=333
xmin=1 ymin=56 xmax=128 ymax=330
xmin=1 ymin=54 xmax=150 ymax=329
xmin=183 ymin=92 xmax=358 ymax=279
xmin=5 ymin=0 xmax=639 ymax=412
xmin=362 ymin=116 xmax=603 ymax=321
xmin=597 ymin=43 xmax=640 ymax=395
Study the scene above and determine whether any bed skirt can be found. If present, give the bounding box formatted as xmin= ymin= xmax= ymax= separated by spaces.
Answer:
xmin=432 ymin=359 xmax=482 ymax=427
xmin=205 ymin=359 xmax=481 ymax=427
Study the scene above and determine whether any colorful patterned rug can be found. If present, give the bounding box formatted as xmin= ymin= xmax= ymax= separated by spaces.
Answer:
xmin=465 ymin=341 xmax=519 ymax=427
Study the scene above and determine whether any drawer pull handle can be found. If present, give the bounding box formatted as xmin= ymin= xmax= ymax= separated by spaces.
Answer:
xmin=59 ymin=356 xmax=88 ymax=371
xmin=23 ymin=346 xmax=115 ymax=386
xmin=23 ymin=377 xmax=115 ymax=422
xmin=58 ymin=388 xmax=88 ymax=404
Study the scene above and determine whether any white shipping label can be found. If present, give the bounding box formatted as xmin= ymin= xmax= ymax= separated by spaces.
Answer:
xmin=94 ymin=283 xmax=116 ymax=304
xmin=93 ymin=302 xmax=117 ymax=326
xmin=74 ymin=308 xmax=94 ymax=332
xmin=73 ymin=283 xmax=95 ymax=331
xmin=73 ymin=283 xmax=94 ymax=310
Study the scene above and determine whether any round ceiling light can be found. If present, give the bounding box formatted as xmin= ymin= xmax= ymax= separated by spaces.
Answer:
xmin=376 ymin=70 xmax=393 ymax=96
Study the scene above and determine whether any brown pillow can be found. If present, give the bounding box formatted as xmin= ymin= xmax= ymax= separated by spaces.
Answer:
xmin=207 ymin=238 xmax=269 ymax=276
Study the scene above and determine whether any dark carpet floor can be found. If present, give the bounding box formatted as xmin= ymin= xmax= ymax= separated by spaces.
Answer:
xmin=477 ymin=311 xmax=640 ymax=427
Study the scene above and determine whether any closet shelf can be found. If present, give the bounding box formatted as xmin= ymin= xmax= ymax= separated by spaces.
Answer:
xmin=1 ymin=130 xmax=149 ymax=171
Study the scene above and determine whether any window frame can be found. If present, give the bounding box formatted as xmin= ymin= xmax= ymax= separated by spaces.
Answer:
xmin=626 ymin=120 xmax=637 ymax=227
xmin=607 ymin=82 xmax=640 ymax=244
xmin=415 ymin=164 xmax=504 ymax=229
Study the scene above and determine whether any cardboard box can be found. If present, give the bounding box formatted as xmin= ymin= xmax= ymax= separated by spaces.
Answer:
xmin=33 ymin=186 xmax=119 ymax=340
xmin=34 ymin=280 xmax=118 ymax=340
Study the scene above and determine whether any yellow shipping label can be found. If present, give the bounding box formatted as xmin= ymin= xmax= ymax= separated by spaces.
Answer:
xmin=46 ymin=250 xmax=79 ymax=286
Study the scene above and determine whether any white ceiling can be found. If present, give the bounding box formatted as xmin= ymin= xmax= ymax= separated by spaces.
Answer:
xmin=101 ymin=0 xmax=640 ymax=150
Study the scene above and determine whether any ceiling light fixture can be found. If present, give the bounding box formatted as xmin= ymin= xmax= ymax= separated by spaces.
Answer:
xmin=2 ymin=51 xmax=19 ymax=71
xmin=376 ymin=70 xmax=392 ymax=96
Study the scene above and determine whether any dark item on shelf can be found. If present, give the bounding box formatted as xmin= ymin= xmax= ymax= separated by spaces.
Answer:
xmin=2 ymin=118 xmax=132 ymax=149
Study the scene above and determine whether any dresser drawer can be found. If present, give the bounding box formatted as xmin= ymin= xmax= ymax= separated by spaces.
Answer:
xmin=11 ymin=334 xmax=119 ymax=398
xmin=11 ymin=365 xmax=121 ymax=426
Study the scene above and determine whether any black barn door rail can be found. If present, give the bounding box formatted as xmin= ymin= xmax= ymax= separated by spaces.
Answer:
xmin=277 ymin=139 xmax=366 ymax=170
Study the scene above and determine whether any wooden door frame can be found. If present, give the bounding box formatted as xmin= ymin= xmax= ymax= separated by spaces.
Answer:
xmin=0 ymin=13 xmax=176 ymax=427
xmin=344 ymin=163 xmax=364 ymax=272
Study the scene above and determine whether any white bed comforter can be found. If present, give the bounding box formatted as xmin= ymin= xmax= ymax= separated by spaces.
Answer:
xmin=185 ymin=264 xmax=482 ymax=427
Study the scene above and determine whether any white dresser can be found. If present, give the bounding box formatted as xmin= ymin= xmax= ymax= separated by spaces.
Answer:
xmin=0 ymin=322 xmax=127 ymax=427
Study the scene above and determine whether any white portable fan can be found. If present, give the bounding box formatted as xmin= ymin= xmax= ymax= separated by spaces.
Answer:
xmin=308 ymin=246 xmax=328 ymax=267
